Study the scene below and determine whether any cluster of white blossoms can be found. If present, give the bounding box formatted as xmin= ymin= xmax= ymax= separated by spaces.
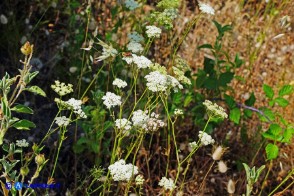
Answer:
xmin=198 ymin=1 xmax=215 ymax=15
xmin=65 ymin=98 xmax=87 ymax=118
xmin=102 ymin=92 xmax=122 ymax=109
xmin=145 ymin=71 xmax=183 ymax=93
xmin=96 ymin=39 xmax=118 ymax=61
xmin=115 ymin=118 xmax=132 ymax=134
xmin=158 ymin=177 xmax=176 ymax=191
xmin=128 ymin=32 xmax=144 ymax=43
xmin=51 ymin=80 xmax=73 ymax=96
xmin=145 ymin=25 xmax=162 ymax=38
xmin=174 ymin=108 xmax=183 ymax=115
xmin=55 ymin=116 xmax=70 ymax=127
xmin=16 ymin=139 xmax=29 ymax=148
xmin=108 ymin=159 xmax=138 ymax=181
xmin=198 ymin=131 xmax=215 ymax=146
xmin=127 ymin=41 xmax=143 ymax=53
xmin=123 ymin=54 xmax=152 ymax=69
xmin=189 ymin=141 xmax=198 ymax=149
xmin=113 ymin=78 xmax=127 ymax=89
xmin=135 ymin=175 xmax=145 ymax=185
xmin=203 ymin=100 xmax=228 ymax=119
xmin=124 ymin=0 xmax=140 ymax=10
xmin=131 ymin=110 xmax=165 ymax=132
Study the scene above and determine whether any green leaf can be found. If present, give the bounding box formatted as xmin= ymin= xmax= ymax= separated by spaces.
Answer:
xmin=11 ymin=104 xmax=33 ymax=114
xmin=245 ymin=93 xmax=256 ymax=106
xmin=234 ymin=53 xmax=244 ymax=68
xmin=184 ymin=94 xmax=193 ymax=107
xmin=258 ymin=108 xmax=275 ymax=122
xmin=269 ymin=124 xmax=282 ymax=136
xmin=12 ymin=119 xmax=36 ymax=130
xmin=263 ymin=84 xmax=274 ymax=100
xmin=203 ymin=57 xmax=215 ymax=74
xmin=219 ymin=72 xmax=234 ymax=86
xmin=265 ymin=143 xmax=279 ymax=160
xmin=1 ymin=97 xmax=11 ymax=118
xmin=26 ymin=71 xmax=39 ymax=83
xmin=274 ymin=97 xmax=289 ymax=107
xmin=172 ymin=92 xmax=182 ymax=104
xmin=281 ymin=127 xmax=293 ymax=143
xmin=244 ymin=109 xmax=253 ymax=118
xmin=278 ymin=85 xmax=293 ymax=96
xmin=224 ymin=94 xmax=236 ymax=109
xmin=204 ymin=77 xmax=218 ymax=90
xmin=229 ymin=108 xmax=241 ymax=124
xmin=198 ymin=44 xmax=213 ymax=49
xmin=25 ymin=86 xmax=46 ymax=97
xmin=262 ymin=130 xmax=276 ymax=141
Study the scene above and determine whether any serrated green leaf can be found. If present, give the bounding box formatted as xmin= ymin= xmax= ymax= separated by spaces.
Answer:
xmin=263 ymin=84 xmax=274 ymax=99
xmin=258 ymin=108 xmax=275 ymax=122
xmin=25 ymin=86 xmax=46 ymax=97
xmin=262 ymin=130 xmax=276 ymax=140
xmin=219 ymin=72 xmax=234 ymax=86
xmin=274 ymin=97 xmax=289 ymax=107
xmin=11 ymin=104 xmax=33 ymax=114
xmin=269 ymin=124 xmax=282 ymax=136
xmin=198 ymin=44 xmax=213 ymax=49
xmin=229 ymin=108 xmax=241 ymax=124
xmin=12 ymin=119 xmax=36 ymax=130
xmin=224 ymin=94 xmax=236 ymax=109
xmin=278 ymin=85 xmax=293 ymax=96
xmin=265 ymin=143 xmax=279 ymax=160
xmin=281 ymin=127 xmax=293 ymax=143
xmin=245 ymin=93 xmax=256 ymax=106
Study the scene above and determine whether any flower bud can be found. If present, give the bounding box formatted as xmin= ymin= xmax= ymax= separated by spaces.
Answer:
xmin=35 ymin=154 xmax=46 ymax=165
xmin=218 ymin=160 xmax=228 ymax=173
xmin=21 ymin=41 xmax=33 ymax=56
xmin=227 ymin=179 xmax=235 ymax=194
xmin=20 ymin=166 xmax=29 ymax=176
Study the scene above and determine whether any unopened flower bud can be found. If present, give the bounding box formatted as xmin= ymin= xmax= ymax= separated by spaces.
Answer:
xmin=218 ymin=160 xmax=228 ymax=173
xmin=212 ymin=146 xmax=224 ymax=160
xmin=21 ymin=41 xmax=33 ymax=56
xmin=35 ymin=154 xmax=46 ymax=165
xmin=227 ymin=179 xmax=235 ymax=194
xmin=20 ymin=166 xmax=29 ymax=176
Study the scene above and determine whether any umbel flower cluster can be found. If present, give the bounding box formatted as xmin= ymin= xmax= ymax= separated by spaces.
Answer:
xmin=158 ymin=177 xmax=176 ymax=191
xmin=102 ymin=92 xmax=122 ymax=109
xmin=108 ymin=159 xmax=138 ymax=181
xmin=132 ymin=110 xmax=165 ymax=132
xmin=203 ymin=100 xmax=228 ymax=119
xmin=51 ymin=80 xmax=73 ymax=96
xmin=198 ymin=131 xmax=215 ymax=146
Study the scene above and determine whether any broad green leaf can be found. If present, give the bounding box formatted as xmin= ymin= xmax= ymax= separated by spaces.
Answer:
xmin=258 ymin=108 xmax=275 ymax=122
xmin=244 ymin=109 xmax=253 ymax=118
xmin=12 ymin=119 xmax=36 ymax=130
xmin=204 ymin=77 xmax=218 ymax=90
xmin=278 ymin=85 xmax=293 ymax=96
xmin=224 ymin=94 xmax=236 ymax=109
xmin=204 ymin=57 xmax=215 ymax=74
xmin=265 ymin=143 xmax=279 ymax=160
xmin=229 ymin=108 xmax=241 ymax=124
xmin=26 ymin=71 xmax=39 ymax=83
xmin=198 ymin=44 xmax=213 ymax=49
xmin=219 ymin=72 xmax=234 ymax=86
xmin=245 ymin=93 xmax=256 ymax=106
xmin=274 ymin=97 xmax=289 ymax=107
xmin=25 ymin=86 xmax=46 ymax=97
xmin=262 ymin=130 xmax=276 ymax=141
xmin=11 ymin=104 xmax=33 ymax=114
xmin=281 ymin=127 xmax=293 ymax=143
xmin=263 ymin=84 xmax=274 ymax=99
xmin=269 ymin=124 xmax=282 ymax=136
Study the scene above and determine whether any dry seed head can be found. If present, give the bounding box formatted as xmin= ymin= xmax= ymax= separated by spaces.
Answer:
xmin=227 ymin=179 xmax=235 ymax=194
xmin=212 ymin=146 xmax=225 ymax=160
xmin=218 ymin=160 xmax=228 ymax=173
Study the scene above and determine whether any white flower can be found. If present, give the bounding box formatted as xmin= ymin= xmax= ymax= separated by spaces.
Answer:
xmin=159 ymin=177 xmax=176 ymax=191
xmin=198 ymin=2 xmax=215 ymax=15
xmin=55 ymin=116 xmax=70 ymax=127
xmin=198 ymin=131 xmax=215 ymax=146
xmin=174 ymin=109 xmax=183 ymax=115
xmin=145 ymin=25 xmax=162 ymax=38
xmin=115 ymin=118 xmax=132 ymax=134
xmin=127 ymin=41 xmax=143 ymax=53
xmin=131 ymin=110 xmax=165 ymax=132
xmin=128 ymin=32 xmax=144 ymax=42
xmin=51 ymin=80 xmax=73 ymax=96
xmin=189 ymin=141 xmax=198 ymax=149
xmin=145 ymin=71 xmax=183 ymax=93
xmin=125 ymin=0 xmax=140 ymax=10
xmin=108 ymin=159 xmax=138 ymax=181
xmin=203 ymin=100 xmax=228 ymax=119
xmin=0 ymin=14 xmax=8 ymax=24
xmin=16 ymin=139 xmax=29 ymax=147
xmin=96 ymin=39 xmax=118 ymax=61
xmin=113 ymin=78 xmax=127 ymax=88
xmin=135 ymin=175 xmax=145 ymax=185
xmin=65 ymin=98 xmax=87 ymax=118
xmin=102 ymin=92 xmax=122 ymax=109
xmin=123 ymin=54 xmax=152 ymax=69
